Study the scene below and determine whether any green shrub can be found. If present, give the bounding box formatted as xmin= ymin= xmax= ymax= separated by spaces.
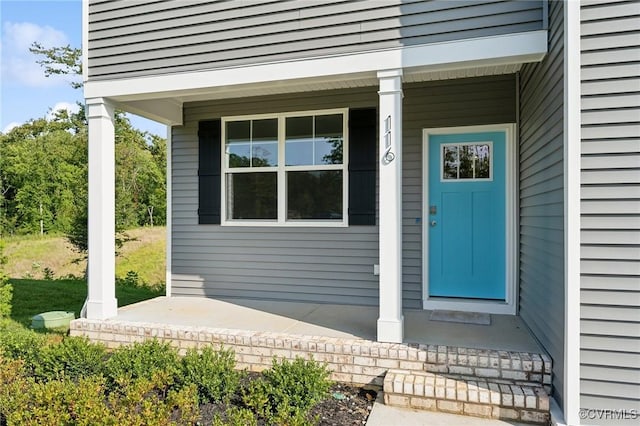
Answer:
xmin=0 ymin=240 xmax=12 ymax=319
xmin=263 ymin=356 xmax=332 ymax=413
xmin=0 ymin=281 xmax=11 ymax=319
xmin=33 ymin=336 xmax=107 ymax=381
xmin=105 ymin=339 xmax=181 ymax=386
xmin=0 ymin=326 xmax=46 ymax=366
xmin=271 ymin=403 xmax=319 ymax=426
xmin=0 ymin=369 xmax=199 ymax=426
xmin=243 ymin=376 xmax=272 ymax=419
xmin=116 ymin=270 xmax=144 ymax=287
xmin=180 ymin=346 xmax=241 ymax=404
xmin=243 ymin=356 xmax=331 ymax=424
xmin=212 ymin=406 xmax=258 ymax=426
xmin=107 ymin=373 xmax=199 ymax=425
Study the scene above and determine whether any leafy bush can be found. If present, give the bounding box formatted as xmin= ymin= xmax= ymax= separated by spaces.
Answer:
xmin=116 ymin=270 xmax=145 ymax=287
xmin=243 ymin=356 xmax=331 ymax=424
xmin=0 ymin=240 xmax=12 ymax=319
xmin=0 ymin=281 xmax=11 ymax=319
xmin=0 ymin=364 xmax=199 ymax=425
xmin=33 ymin=336 xmax=107 ymax=381
xmin=105 ymin=339 xmax=181 ymax=387
xmin=212 ymin=406 xmax=258 ymax=426
xmin=180 ymin=346 xmax=241 ymax=404
xmin=0 ymin=326 xmax=46 ymax=366
xmin=106 ymin=373 xmax=199 ymax=425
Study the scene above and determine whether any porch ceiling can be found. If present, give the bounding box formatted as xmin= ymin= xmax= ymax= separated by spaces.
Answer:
xmin=111 ymin=62 xmax=523 ymax=126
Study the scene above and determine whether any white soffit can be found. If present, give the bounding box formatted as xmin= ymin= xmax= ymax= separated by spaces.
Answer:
xmin=115 ymin=63 xmax=524 ymax=125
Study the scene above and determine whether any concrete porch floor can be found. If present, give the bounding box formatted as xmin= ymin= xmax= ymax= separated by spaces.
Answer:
xmin=114 ymin=296 xmax=541 ymax=353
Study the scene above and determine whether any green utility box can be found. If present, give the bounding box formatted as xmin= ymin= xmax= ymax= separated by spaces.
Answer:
xmin=31 ymin=311 xmax=75 ymax=330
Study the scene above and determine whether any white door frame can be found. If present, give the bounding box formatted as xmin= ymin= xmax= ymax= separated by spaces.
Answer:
xmin=422 ymin=124 xmax=517 ymax=315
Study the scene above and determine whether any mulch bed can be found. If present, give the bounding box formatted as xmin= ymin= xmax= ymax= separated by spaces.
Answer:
xmin=197 ymin=376 xmax=378 ymax=425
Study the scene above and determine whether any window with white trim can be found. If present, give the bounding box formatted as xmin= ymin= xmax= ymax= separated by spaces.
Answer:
xmin=222 ymin=109 xmax=348 ymax=226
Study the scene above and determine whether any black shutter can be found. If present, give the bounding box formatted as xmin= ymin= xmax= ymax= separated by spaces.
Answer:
xmin=348 ymin=108 xmax=377 ymax=225
xmin=198 ymin=119 xmax=221 ymax=224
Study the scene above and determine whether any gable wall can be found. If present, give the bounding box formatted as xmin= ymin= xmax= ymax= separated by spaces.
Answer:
xmin=87 ymin=0 xmax=544 ymax=80
xmin=518 ymin=0 xmax=565 ymax=407
xmin=579 ymin=0 xmax=640 ymax=419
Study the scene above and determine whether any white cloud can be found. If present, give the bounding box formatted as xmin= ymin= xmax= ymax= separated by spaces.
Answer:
xmin=2 ymin=122 xmax=21 ymax=133
xmin=46 ymin=101 xmax=80 ymax=120
xmin=1 ymin=21 xmax=71 ymax=87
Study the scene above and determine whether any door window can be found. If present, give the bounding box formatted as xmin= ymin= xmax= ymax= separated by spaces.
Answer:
xmin=442 ymin=142 xmax=492 ymax=181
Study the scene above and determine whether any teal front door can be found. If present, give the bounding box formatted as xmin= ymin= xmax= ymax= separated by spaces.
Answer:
xmin=427 ymin=130 xmax=506 ymax=300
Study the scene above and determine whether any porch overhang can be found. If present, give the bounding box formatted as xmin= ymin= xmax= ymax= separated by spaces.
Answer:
xmin=83 ymin=28 xmax=548 ymax=332
xmin=84 ymin=30 xmax=547 ymax=125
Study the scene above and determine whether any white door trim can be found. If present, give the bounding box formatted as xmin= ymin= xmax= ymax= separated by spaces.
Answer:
xmin=422 ymin=124 xmax=517 ymax=315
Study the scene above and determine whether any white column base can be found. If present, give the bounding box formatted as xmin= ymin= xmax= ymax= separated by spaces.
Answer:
xmin=377 ymin=316 xmax=404 ymax=343
xmin=86 ymin=298 xmax=118 ymax=320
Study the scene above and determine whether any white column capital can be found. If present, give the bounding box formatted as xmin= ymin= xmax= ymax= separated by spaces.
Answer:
xmin=377 ymin=69 xmax=403 ymax=79
xmin=377 ymin=69 xmax=404 ymax=95
xmin=86 ymin=98 xmax=115 ymax=119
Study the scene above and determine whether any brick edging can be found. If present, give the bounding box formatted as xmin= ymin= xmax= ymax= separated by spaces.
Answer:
xmin=70 ymin=318 xmax=552 ymax=390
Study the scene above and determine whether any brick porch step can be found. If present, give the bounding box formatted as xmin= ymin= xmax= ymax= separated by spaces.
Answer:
xmin=383 ymin=370 xmax=550 ymax=424
xmin=420 ymin=346 xmax=552 ymax=391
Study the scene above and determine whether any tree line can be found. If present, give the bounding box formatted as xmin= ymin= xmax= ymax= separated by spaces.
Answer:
xmin=0 ymin=44 xmax=166 ymax=245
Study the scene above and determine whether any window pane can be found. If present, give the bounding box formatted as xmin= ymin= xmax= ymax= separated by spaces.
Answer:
xmin=287 ymin=171 xmax=342 ymax=220
xmin=459 ymin=145 xmax=474 ymax=179
xmin=285 ymin=116 xmax=313 ymax=166
xmin=252 ymin=119 xmax=278 ymax=167
xmin=475 ymin=144 xmax=491 ymax=178
xmin=226 ymin=172 xmax=277 ymax=219
xmin=226 ymin=121 xmax=251 ymax=167
xmin=315 ymin=114 xmax=343 ymax=165
xmin=443 ymin=146 xmax=458 ymax=179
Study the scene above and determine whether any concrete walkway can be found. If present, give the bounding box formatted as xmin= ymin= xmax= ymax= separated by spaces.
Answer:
xmin=366 ymin=396 xmax=529 ymax=426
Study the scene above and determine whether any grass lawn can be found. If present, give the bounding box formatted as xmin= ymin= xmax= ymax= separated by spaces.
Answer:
xmin=4 ymin=227 xmax=166 ymax=288
xmin=9 ymin=278 xmax=163 ymax=328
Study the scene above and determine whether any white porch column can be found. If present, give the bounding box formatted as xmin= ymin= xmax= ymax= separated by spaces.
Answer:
xmin=377 ymin=69 xmax=404 ymax=343
xmin=86 ymin=98 xmax=118 ymax=319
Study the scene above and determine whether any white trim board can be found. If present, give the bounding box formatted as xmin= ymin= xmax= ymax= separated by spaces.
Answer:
xmin=165 ymin=125 xmax=172 ymax=298
xmin=563 ymin=1 xmax=581 ymax=424
xmin=421 ymin=124 xmax=517 ymax=315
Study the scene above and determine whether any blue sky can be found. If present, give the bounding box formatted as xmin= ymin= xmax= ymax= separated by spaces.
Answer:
xmin=0 ymin=0 xmax=166 ymax=136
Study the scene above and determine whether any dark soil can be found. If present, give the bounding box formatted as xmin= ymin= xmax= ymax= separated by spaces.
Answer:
xmin=311 ymin=383 xmax=377 ymax=426
xmin=197 ymin=375 xmax=377 ymax=425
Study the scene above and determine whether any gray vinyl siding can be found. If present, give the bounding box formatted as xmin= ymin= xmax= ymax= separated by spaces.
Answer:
xmin=402 ymin=75 xmax=517 ymax=306
xmin=171 ymin=75 xmax=515 ymax=307
xmin=580 ymin=0 xmax=640 ymax=419
xmin=518 ymin=0 xmax=565 ymax=407
xmin=172 ymin=88 xmax=379 ymax=306
xmin=87 ymin=0 xmax=544 ymax=80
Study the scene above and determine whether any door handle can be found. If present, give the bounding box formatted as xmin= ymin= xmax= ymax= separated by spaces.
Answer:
xmin=430 ymin=220 xmax=437 ymax=227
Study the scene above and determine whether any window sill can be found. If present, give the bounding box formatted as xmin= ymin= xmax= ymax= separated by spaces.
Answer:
xmin=220 ymin=220 xmax=348 ymax=228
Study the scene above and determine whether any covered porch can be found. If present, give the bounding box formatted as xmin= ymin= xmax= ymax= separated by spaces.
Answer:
xmin=71 ymin=297 xmax=552 ymax=423
xmin=80 ymin=296 xmax=542 ymax=352
xmin=84 ymin=37 xmax=548 ymax=344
